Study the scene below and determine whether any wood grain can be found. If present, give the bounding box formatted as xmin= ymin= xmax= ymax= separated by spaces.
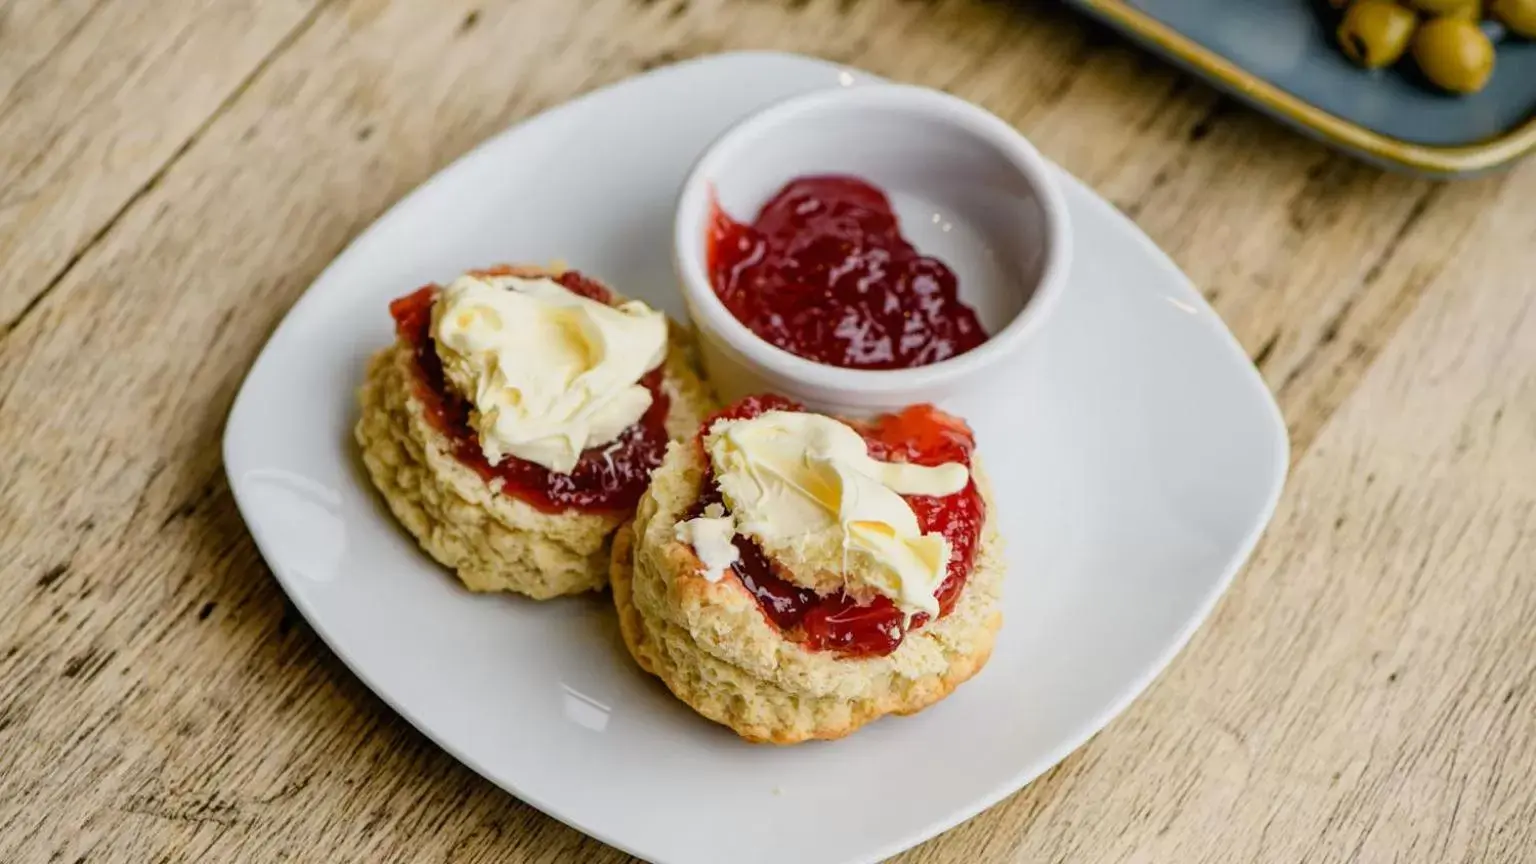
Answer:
xmin=0 ymin=0 xmax=323 ymax=331
xmin=900 ymin=142 xmax=1536 ymax=864
xmin=0 ymin=0 xmax=1532 ymax=861
xmin=0 ymin=0 xmax=100 ymax=106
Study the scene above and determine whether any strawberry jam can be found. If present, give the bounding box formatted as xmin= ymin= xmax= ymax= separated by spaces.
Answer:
xmin=707 ymin=175 xmax=987 ymax=370
xmin=388 ymin=268 xmax=670 ymax=514
xmin=688 ymin=395 xmax=983 ymax=658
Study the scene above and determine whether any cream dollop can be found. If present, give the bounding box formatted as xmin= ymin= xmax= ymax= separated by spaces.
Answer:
xmin=674 ymin=503 xmax=739 ymax=583
xmin=430 ymin=273 xmax=667 ymax=473
xmin=697 ymin=410 xmax=969 ymax=617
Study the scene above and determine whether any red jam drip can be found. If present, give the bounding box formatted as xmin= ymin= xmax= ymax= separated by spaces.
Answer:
xmin=388 ymin=268 xmax=671 ymax=514
xmin=707 ymin=175 xmax=987 ymax=370
xmin=689 ymin=395 xmax=983 ymax=658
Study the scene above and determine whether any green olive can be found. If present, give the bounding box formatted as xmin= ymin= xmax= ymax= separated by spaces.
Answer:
xmin=1413 ymin=17 xmax=1496 ymax=92
xmin=1490 ymin=0 xmax=1536 ymax=37
xmin=1338 ymin=0 xmax=1419 ymax=69
xmin=1404 ymin=0 xmax=1480 ymax=14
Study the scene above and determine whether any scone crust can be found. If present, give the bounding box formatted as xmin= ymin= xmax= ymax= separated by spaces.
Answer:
xmin=355 ymin=281 xmax=713 ymax=599
xmin=611 ymin=440 xmax=1003 ymax=743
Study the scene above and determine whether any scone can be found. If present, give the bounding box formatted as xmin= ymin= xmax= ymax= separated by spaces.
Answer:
xmin=612 ymin=394 xmax=1003 ymax=743
xmin=356 ymin=264 xmax=712 ymax=599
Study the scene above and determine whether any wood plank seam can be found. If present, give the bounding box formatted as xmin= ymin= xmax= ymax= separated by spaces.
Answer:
xmin=0 ymin=3 xmax=1530 ymax=861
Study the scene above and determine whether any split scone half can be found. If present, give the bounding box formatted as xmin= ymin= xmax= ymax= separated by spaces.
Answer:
xmin=612 ymin=394 xmax=1004 ymax=744
xmin=356 ymin=264 xmax=712 ymax=599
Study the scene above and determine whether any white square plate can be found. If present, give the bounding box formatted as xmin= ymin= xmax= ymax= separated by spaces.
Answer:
xmin=224 ymin=52 xmax=1288 ymax=864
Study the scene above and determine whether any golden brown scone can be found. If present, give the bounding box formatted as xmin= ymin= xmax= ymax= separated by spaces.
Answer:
xmin=611 ymin=440 xmax=1003 ymax=744
xmin=355 ymin=268 xmax=713 ymax=599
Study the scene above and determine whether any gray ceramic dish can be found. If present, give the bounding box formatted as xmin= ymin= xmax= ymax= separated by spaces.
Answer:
xmin=1067 ymin=0 xmax=1536 ymax=177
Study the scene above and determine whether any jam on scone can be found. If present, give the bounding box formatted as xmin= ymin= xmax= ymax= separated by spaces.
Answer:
xmin=611 ymin=392 xmax=1002 ymax=744
xmin=357 ymin=264 xmax=711 ymax=599
xmin=388 ymin=267 xmax=672 ymax=514
xmin=676 ymin=395 xmax=984 ymax=658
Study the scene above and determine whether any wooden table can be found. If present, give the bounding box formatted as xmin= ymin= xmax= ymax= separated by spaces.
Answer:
xmin=3 ymin=1 xmax=1533 ymax=861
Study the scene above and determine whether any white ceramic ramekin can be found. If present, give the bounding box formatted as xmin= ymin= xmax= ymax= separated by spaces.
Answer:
xmin=673 ymin=83 xmax=1072 ymax=416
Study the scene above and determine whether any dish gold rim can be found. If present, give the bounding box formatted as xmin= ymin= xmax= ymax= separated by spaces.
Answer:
xmin=1076 ymin=0 xmax=1536 ymax=175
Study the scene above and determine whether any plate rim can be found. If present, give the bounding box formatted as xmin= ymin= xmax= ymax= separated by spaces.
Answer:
xmin=1072 ymin=0 xmax=1536 ymax=177
xmin=222 ymin=49 xmax=1291 ymax=864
